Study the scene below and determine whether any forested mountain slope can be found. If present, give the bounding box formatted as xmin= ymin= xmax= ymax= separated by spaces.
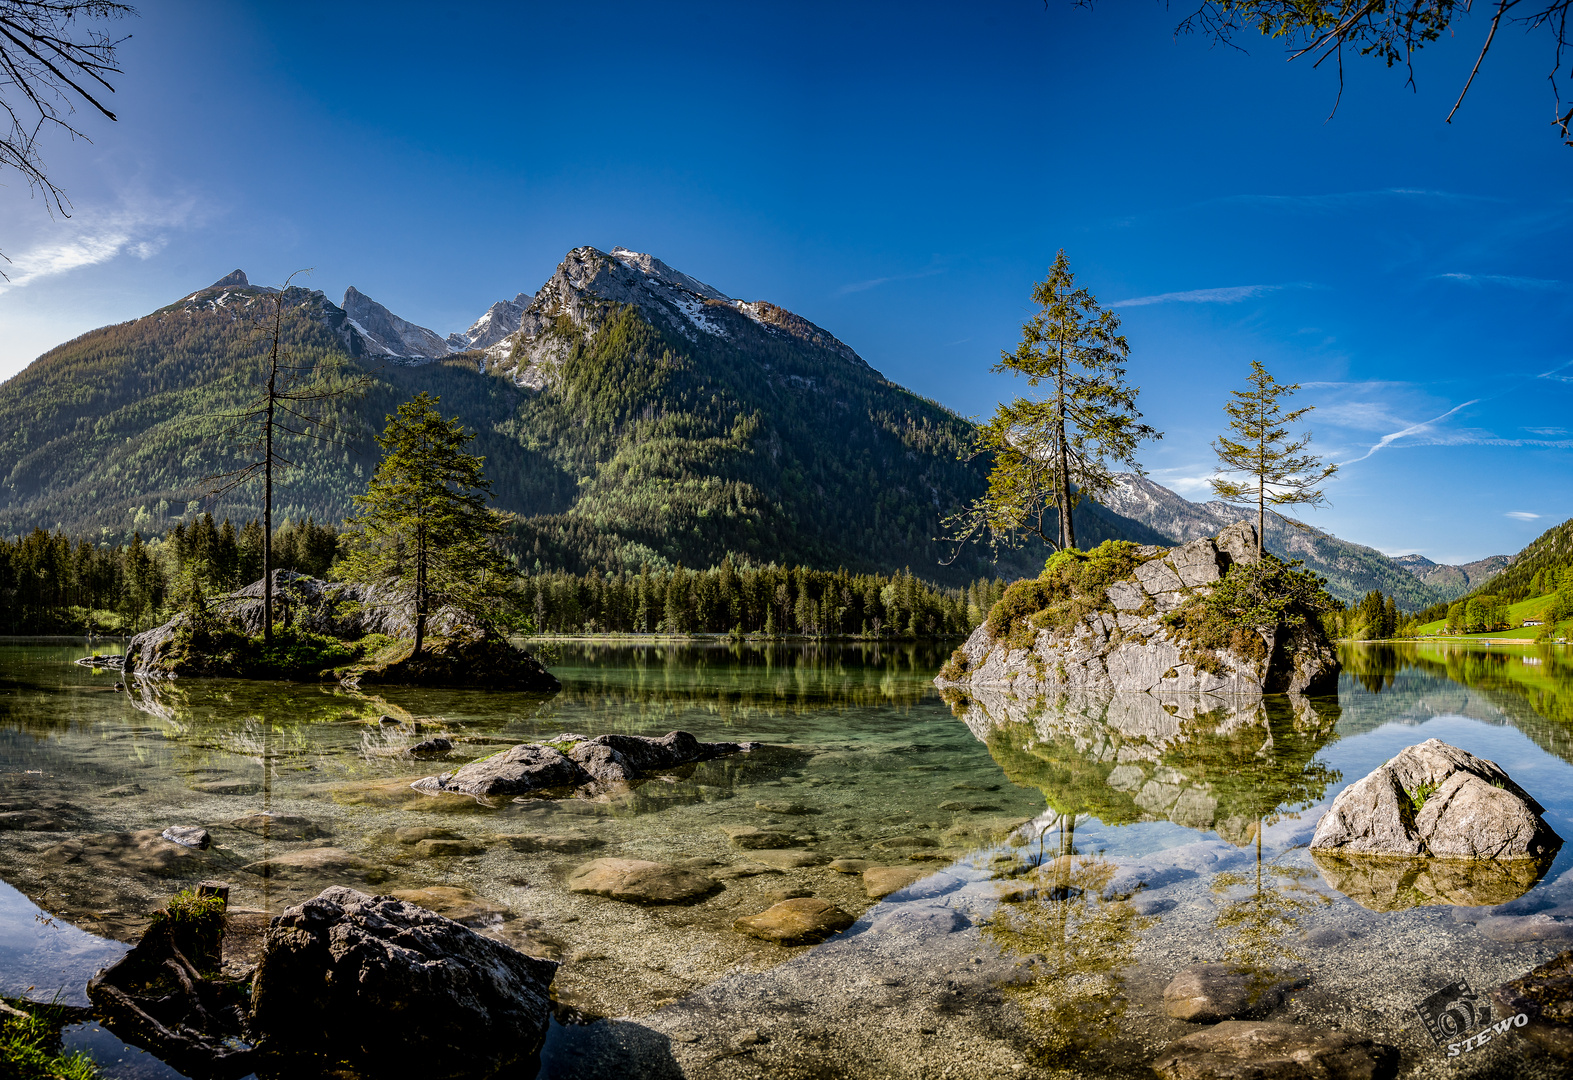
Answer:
xmin=0 ymin=249 xmax=1169 ymax=584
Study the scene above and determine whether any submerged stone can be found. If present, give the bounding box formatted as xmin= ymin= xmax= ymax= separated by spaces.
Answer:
xmin=388 ymin=886 xmax=507 ymax=927
xmin=567 ymin=857 xmax=721 ymax=904
xmin=1163 ymin=963 xmax=1305 ymax=1022
xmin=863 ymin=865 xmax=928 ymax=898
xmin=723 ymin=825 xmax=796 ymax=849
xmin=229 ymin=813 xmax=324 ymax=841
xmin=733 ymin=898 xmax=854 ymax=945
xmin=1152 ymin=1020 xmax=1398 ymax=1080
xmin=501 ymin=831 xmax=604 ymax=853
xmin=414 ymin=731 xmax=753 ymax=798
xmin=1492 ymin=947 xmax=1573 ymax=1058
xmin=241 ymin=847 xmax=383 ymax=883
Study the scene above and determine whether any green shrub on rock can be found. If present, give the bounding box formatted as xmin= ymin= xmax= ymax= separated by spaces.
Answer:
xmin=1162 ymin=555 xmax=1337 ymax=674
xmin=987 ymin=541 xmax=1155 ymax=649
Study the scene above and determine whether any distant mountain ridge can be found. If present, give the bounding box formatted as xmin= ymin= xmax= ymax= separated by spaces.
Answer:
xmin=1388 ymin=552 xmax=1513 ymax=597
xmin=0 ymin=247 xmax=1071 ymax=583
xmin=2 ymin=252 xmax=1518 ymax=596
xmin=1099 ymin=473 xmax=1507 ymax=609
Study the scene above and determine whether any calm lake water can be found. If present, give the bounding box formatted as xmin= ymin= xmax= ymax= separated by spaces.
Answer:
xmin=1 ymin=638 xmax=1570 ymax=1079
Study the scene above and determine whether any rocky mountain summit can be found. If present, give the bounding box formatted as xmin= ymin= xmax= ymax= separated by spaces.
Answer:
xmin=937 ymin=522 xmax=1338 ymax=698
xmin=341 ymin=285 xmax=454 ymax=360
xmin=470 ymin=245 xmax=874 ymax=390
xmin=169 ymin=248 xmax=873 ymax=393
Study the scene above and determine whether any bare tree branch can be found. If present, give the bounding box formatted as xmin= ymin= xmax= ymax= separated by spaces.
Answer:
xmin=0 ymin=1 xmax=135 ymax=264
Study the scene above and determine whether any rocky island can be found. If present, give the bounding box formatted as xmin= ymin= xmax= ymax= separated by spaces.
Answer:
xmin=121 ymin=570 xmax=559 ymax=691
xmin=936 ymin=523 xmax=1339 ymax=699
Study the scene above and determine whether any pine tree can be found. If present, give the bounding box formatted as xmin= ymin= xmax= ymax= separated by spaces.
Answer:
xmin=1210 ymin=360 xmax=1338 ymax=557
xmin=337 ymin=392 xmax=512 ymax=657
xmin=943 ymin=250 xmax=1159 ymax=555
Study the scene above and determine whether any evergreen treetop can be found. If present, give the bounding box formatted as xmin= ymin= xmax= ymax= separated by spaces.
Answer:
xmin=337 ymin=392 xmax=513 ymax=655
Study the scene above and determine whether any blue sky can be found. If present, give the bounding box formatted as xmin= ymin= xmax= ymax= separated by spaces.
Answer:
xmin=0 ymin=1 xmax=1567 ymax=565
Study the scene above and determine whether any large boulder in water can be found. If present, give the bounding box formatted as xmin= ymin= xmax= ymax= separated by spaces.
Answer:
xmin=1310 ymin=739 xmax=1561 ymax=860
xmin=936 ymin=523 xmax=1338 ymax=700
xmin=248 ymin=886 xmax=557 ymax=1077
xmin=412 ymin=730 xmax=757 ymax=798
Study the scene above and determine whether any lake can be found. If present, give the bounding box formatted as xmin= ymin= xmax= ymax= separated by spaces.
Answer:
xmin=1 ymin=638 xmax=1570 ymax=1078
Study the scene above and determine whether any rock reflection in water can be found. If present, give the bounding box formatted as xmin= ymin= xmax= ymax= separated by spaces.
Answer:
xmin=941 ymin=686 xmax=1342 ymax=845
xmin=1310 ymin=850 xmax=1556 ymax=912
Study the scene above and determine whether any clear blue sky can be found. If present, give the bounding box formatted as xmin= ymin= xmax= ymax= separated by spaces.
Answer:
xmin=0 ymin=1 xmax=1567 ymax=565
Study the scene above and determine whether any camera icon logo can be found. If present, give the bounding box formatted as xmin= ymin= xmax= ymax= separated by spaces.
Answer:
xmin=1415 ymin=978 xmax=1490 ymax=1049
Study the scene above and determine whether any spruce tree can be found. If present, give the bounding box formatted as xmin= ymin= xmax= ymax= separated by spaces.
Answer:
xmin=1210 ymin=360 xmax=1338 ymax=557
xmin=337 ymin=392 xmax=512 ymax=657
xmin=944 ymin=250 xmax=1159 ymax=556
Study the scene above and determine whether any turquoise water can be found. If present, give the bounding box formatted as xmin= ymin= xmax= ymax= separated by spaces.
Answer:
xmin=1 ymin=638 xmax=1570 ymax=1078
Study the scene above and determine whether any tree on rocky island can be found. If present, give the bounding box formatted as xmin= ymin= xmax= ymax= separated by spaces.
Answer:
xmin=203 ymin=272 xmax=366 ymax=647
xmin=1210 ymin=360 xmax=1337 ymax=558
xmin=337 ymin=392 xmax=512 ymax=657
xmin=943 ymin=250 xmax=1160 ymax=558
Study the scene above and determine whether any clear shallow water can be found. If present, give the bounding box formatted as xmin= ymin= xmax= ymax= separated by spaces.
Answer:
xmin=1 ymin=638 xmax=1570 ymax=1079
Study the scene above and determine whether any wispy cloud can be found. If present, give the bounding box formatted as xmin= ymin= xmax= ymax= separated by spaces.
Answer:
xmin=1525 ymin=426 xmax=1570 ymax=436
xmin=0 ymin=197 xmax=194 ymax=295
xmin=1433 ymin=272 xmax=1567 ymax=291
xmin=837 ymin=267 xmax=943 ymax=295
xmin=1506 ymin=511 xmax=1541 ymax=521
xmin=1109 ymin=282 xmax=1317 ymax=308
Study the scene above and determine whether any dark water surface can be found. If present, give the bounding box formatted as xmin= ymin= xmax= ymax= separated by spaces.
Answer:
xmin=1 ymin=638 xmax=1570 ymax=1078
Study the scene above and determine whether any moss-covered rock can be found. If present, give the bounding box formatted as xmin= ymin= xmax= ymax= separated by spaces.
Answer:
xmin=341 ymin=627 xmax=560 ymax=692
xmin=939 ymin=522 xmax=1338 ymax=698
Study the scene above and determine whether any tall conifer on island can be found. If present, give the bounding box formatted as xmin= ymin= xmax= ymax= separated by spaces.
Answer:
xmin=337 ymin=393 xmax=511 ymax=657
xmin=943 ymin=249 xmax=1159 ymax=557
xmin=1210 ymin=360 xmax=1338 ymax=557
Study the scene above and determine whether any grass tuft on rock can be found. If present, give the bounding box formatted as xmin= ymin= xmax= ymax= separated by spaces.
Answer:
xmin=986 ymin=541 xmax=1154 ymax=650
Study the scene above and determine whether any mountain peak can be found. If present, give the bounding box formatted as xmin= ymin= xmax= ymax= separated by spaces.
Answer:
xmin=339 ymin=286 xmax=451 ymax=362
xmin=210 ymin=269 xmax=250 ymax=289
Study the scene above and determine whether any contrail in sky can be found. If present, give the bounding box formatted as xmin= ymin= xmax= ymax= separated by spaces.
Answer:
xmin=1341 ymin=399 xmax=1480 ymax=465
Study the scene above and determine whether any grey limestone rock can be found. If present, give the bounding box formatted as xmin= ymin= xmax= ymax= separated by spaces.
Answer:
xmin=249 ymin=886 xmax=557 ymax=1077
xmin=413 ymin=743 xmax=582 ymax=797
xmin=413 ymin=730 xmax=755 ymax=798
xmin=1310 ymin=738 xmax=1560 ymax=861
xmin=938 ymin=523 xmax=1337 ymax=700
